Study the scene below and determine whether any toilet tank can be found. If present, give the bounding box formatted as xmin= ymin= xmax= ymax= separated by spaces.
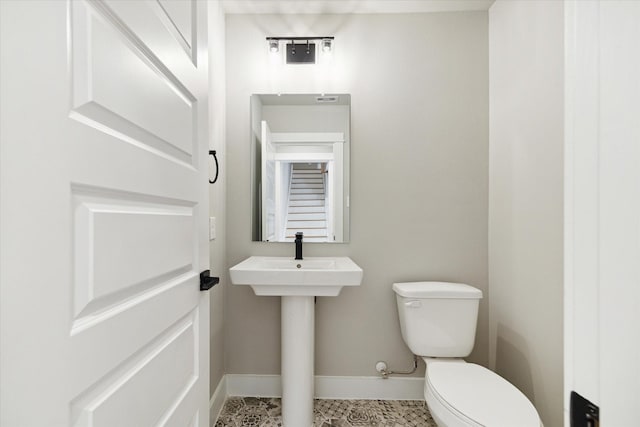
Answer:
xmin=393 ymin=282 xmax=482 ymax=357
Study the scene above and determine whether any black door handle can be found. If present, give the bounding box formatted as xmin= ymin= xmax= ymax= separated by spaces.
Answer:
xmin=209 ymin=150 xmax=219 ymax=184
xmin=200 ymin=270 xmax=219 ymax=291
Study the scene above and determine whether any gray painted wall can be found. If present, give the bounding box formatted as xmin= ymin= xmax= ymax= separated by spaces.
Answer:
xmin=488 ymin=1 xmax=564 ymax=426
xmin=225 ymin=12 xmax=489 ymax=378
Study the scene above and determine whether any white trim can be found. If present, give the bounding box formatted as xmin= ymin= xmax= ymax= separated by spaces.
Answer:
xmin=563 ymin=2 xmax=640 ymax=425
xmin=225 ymin=374 xmax=425 ymax=400
xmin=564 ymin=1 xmax=601 ymax=423
xmin=209 ymin=376 xmax=228 ymax=427
xmin=315 ymin=376 xmax=424 ymax=400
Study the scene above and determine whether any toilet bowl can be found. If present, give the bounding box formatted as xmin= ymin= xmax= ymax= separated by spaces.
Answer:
xmin=392 ymin=282 xmax=542 ymax=427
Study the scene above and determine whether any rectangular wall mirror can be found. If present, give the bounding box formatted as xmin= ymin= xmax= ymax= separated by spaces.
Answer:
xmin=250 ymin=94 xmax=351 ymax=243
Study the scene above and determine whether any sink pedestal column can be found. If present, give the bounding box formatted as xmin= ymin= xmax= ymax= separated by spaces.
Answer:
xmin=281 ymin=296 xmax=314 ymax=427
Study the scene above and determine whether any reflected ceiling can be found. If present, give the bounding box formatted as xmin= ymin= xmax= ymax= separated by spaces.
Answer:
xmin=222 ymin=0 xmax=495 ymax=15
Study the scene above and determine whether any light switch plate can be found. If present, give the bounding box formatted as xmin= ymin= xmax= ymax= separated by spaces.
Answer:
xmin=209 ymin=217 xmax=216 ymax=240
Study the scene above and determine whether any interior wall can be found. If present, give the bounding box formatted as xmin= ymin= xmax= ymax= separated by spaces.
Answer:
xmin=488 ymin=1 xmax=564 ymax=426
xmin=262 ymin=105 xmax=349 ymax=133
xmin=225 ymin=12 xmax=489 ymax=378
xmin=208 ymin=0 xmax=226 ymax=398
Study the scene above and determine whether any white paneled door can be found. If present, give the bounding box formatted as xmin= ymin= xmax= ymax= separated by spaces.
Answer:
xmin=1 ymin=1 xmax=210 ymax=426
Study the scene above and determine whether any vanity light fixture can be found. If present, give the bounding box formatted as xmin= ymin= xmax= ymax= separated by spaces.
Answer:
xmin=266 ymin=36 xmax=335 ymax=64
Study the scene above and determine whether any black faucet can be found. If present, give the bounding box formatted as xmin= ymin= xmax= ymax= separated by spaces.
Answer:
xmin=295 ymin=232 xmax=303 ymax=260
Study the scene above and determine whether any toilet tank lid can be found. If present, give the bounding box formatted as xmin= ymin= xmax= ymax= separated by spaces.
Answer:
xmin=392 ymin=282 xmax=482 ymax=299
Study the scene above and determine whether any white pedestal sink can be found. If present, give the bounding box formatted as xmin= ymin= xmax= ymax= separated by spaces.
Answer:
xmin=229 ymin=256 xmax=363 ymax=427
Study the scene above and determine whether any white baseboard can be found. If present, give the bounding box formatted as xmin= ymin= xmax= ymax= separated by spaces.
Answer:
xmin=225 ymin=374 xmax=424 ymax=400
xmin=315 ymin=375 xmax=424 ymax=400
xmin=209 ymin=376 xmax=227 ymax=427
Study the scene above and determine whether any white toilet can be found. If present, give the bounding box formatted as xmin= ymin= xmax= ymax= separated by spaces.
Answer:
xmin=393 ymin=281 xmax=542 ymax=427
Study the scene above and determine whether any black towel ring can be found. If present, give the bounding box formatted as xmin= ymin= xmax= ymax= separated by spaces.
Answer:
xmin=209 ymin=150 xmax=219 ymax=184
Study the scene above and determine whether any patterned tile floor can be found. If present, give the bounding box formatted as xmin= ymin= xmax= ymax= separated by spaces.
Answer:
xmin=214 ymin=397 xmax=437 ymax=427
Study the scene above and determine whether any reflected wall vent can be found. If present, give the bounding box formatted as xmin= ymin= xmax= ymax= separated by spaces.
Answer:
xmin=316 ymin=96 xmax=339 ymax=103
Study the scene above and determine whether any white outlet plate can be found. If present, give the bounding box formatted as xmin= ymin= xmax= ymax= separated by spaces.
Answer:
xmin=209 ymin=217 xmax=216 ymax=240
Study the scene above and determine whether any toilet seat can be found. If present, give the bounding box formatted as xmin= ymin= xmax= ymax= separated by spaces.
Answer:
xmin=425 ymin=362 xmax=541 ymax=427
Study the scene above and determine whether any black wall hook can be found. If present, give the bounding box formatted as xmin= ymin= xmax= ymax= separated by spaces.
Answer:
xmin=209 ymin=150 xmax=219 ymax=184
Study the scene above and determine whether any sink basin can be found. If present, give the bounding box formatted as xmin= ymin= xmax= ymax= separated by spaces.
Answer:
xmin=229 ymin=256 xmax=363 ymax=296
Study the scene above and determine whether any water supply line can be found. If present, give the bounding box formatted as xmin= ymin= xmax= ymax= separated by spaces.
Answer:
xmin=376 ymin=355 xmax=419 ymax=379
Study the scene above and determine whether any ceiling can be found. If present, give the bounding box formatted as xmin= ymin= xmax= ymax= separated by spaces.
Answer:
xmin=222 ymin=0 xmax=496 ymax=14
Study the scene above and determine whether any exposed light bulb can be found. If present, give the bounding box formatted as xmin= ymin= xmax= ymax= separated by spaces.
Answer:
xmin=269 ymin=40 xmax=279 ymax=53
xmin=322 ymin=38 xmax=332 ymax=53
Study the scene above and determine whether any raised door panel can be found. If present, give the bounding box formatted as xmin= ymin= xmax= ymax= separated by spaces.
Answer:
xmin=71 ymin=0 xmax=196 ymax=165
xmin=157 ymin=0 xmax=195 ymax=57
xmin=72 ymin=190 xmax=196 ymax=323
xmin=71 ymin=313 xmax=199 ymax=427
xmin=105 ymin=0 xmax=197 ymax=67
